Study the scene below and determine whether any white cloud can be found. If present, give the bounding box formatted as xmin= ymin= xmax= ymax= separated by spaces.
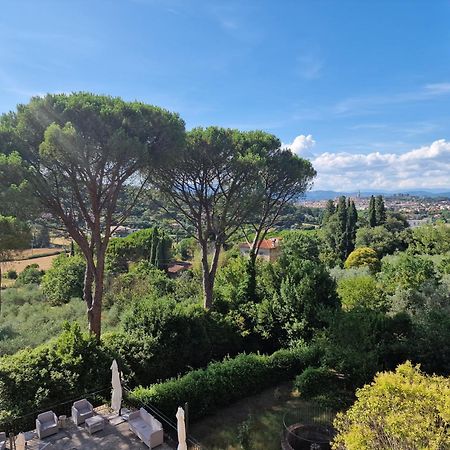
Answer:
xmin=310 ymin=139 xmax=450 ymax=191
xmin=283 ymin=134 xmax=316 ymax=156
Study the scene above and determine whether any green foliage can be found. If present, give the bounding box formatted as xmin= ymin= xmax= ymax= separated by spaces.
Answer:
xmin=409 ymin=224 xmax=450 ymax=255
xmin=368 ymin=195 xmax=377 ymax=227
xmin=14 ymin=264 xmax=44 ymax=286
xmin=0 ymin=323 xmax=112 ymax=424
xmin=379 ymin=253 xmax=440 ymax=296
xmin=106 ymin=227 xmax=172 ymax=274
xmin=375 ymin=195 xmax=386 ymax=225
xmin=121 ymin=295 xmax=244 ymax=379
xmin=321 ymin=196 xmax=358 ymax=264
xmin=337 ymin=275 xmax=386 ymax=311
xmin=439 ymin=254 xmax=450 ymax=274
xmin=41 ymin=254 xmax=85 ymax=305
xmin=129 ymin=346 xmax=320 ymax=421
xmin=332 ymin=362 xmax=450 ymax=450
xmin=0 ymin=215 xmax=31 ymax=260
xmin=294 ymin=366 xmax=336 ymax=397
xmin=174 ymin=237 xmax=197 ymax=260
xmin=356 ymin=225 xmax=407 ymax=257
xmin=0 ymin=152 xmax=39 ymax=220
xmin=344 ymin=247 xmax=380 ymax=272
xmin=6 ymin=269 xmax=17 ymax=279
xmin=0 ymin=287 xmax=88 ymax=356
xmin=294 ymin=366 xmax=349 ymax=408
xmin=319 ymin=309 xmax=413 ymax=387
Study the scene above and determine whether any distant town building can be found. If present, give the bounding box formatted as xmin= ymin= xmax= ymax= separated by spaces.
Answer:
xmin=110 ymin=226 xmax=138 ymax=238
xmin=407 ymin=218 xmax=432 ymax=228
xmin=239 ymin=238 xmax=282 ymax=262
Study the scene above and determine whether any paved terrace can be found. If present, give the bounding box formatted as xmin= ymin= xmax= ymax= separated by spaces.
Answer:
xmin=9 ymin=409 xmax=176 ymax=450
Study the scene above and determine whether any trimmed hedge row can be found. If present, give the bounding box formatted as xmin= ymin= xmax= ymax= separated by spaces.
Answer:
xmin=129 ymin=345 xmax=321 ymax=421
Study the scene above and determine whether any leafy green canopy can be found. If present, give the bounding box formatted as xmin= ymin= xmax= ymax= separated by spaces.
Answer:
xmin=0 ymin=215 xmax=31 ymax=260
xmin=0 ymin=93 xmax=186 ymax=336
xmin=333 ymin=362 xmax=450 ymax=450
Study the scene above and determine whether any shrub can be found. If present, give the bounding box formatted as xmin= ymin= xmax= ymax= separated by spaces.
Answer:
xmin=41 ymin=254 xmax=85 ymax=305
xmin=344 ymin=247 xmax=380 ymax=272
xmin=120 ymin=295 xmax=244 ymax=380
xmin=332 ymin=362 xmax=450 ymax=450
xmin=14 ymin=264 xmax=44 ymax=286
xmin=6 ymin=269 xmax=17 ymax=279
xmin=379 ymin=253 xmax=440 ymax=296
xmin=294 ymin=366 xmax=350 ymax=408
xmin=337 ymin=275 xmax=387 ymax=311
xmin=129 ymin=346 xmax=320 ymax=421
xmin=0 ymin=323 xmax=111 ymax=426
xmin=294 ymin=366 xmax=337 ymax=398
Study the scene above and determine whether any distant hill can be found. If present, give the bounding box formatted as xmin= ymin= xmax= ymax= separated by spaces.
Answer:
xmin=304 ymin=189 xmax=450 ymax=201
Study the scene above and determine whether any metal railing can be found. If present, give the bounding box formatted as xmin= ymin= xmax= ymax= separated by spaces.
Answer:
xmin=122 ymin=384 xmax=204 ymax=450
xmin=0 ymin=387 xmax=110 ymax=435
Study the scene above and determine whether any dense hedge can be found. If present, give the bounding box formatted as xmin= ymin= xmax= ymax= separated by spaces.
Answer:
xmin=0 ymin=323 xmax=111 ymax=424
xmin=129 ymin=346 xmax=321 ymax=421
xmin=0 ymin=312 xmax=245 ymax=424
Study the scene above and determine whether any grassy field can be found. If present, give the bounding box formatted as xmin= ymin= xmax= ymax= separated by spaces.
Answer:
xmin=190 ymin=383 xmax=321 ymax=450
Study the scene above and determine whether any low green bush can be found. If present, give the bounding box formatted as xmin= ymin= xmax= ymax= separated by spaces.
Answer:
xmin=0 ymin=323 xmax=111 ymax=426
xmin=293 ymin=365 xmax=350 ymax=409
xmin=14 ymin=264 xmax=44 ymax=286
xmin=6 ymin=269 xmax=17 ymax=279
xmin=129 ymin=346 xmax=320 ymax=421
xmin=41 ymin=254 xmax=85 ymax=305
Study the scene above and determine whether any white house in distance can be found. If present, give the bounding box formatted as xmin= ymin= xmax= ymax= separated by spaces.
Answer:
xmin=239 ymin=238 xmax=282 ymax=262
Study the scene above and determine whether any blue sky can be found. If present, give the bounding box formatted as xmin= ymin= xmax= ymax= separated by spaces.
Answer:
xmin=1 ymin=0 xmax=450 ymax=190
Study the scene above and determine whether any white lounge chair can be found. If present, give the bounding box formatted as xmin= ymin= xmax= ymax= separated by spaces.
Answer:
xmin=128 ymin=408 xmax=164 ymax=448
xmin=36 ymin=411 xmax=59 ymax=439
xmin=72 ymin=399 xmax=94 ymax=425
xmin=0 ymin=432 xmax=6 ymax=450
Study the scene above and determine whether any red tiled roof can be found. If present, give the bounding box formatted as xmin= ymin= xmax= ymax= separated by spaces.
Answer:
xmin=239 ymin=238 xmax=282 ymax=250
xmin=167 ymin=261 xmax=192 ymax=273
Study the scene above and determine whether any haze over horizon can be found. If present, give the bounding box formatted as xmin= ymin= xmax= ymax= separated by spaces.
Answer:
xmin=1 ymin=0 xmax=449 ymax=190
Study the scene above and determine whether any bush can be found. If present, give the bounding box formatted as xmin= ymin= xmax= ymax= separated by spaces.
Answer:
xmin=344 ymin=247 xmax=380 ymax=272
xmin=332 ymin=362 xmax=450 ymax=450
xmin=6 ymin=269 xmax=17 ymax=279
xmin=41 ymin=254 xmax=85 ymax=305
xmin=294 ymin=366 xmax=338 ymax=398
xmin=120 ymin=295 xmax=244 ymax=381
xmin=129 ymin=346 xmax=321 ymax=421
xmin=14 ymin=264 xmax=44 ymax=286
xmin=337 ymin=275 xmax=387 ymax=311
xmin=0 ymin=323 xmax=111 ymax=426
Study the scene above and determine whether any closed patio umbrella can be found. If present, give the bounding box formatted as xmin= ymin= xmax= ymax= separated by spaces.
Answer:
xmin=111 ymin=359 xmax=122 ymax=414
xmin=176 ymin=407 xmax=187 ymax=450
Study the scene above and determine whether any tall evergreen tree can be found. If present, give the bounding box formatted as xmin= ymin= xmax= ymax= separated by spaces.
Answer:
xmin=375 ymin=195 xmax=387 ymax=225
xmin=368 ymin=195 xmax=377 ymax=227
xmin=322 ymin=199 xmax=336 ymax=224
xmin=346 ymin=199 xmax=358 ymax=255
xmin=336 ymin=196 xmax=348 ymax=261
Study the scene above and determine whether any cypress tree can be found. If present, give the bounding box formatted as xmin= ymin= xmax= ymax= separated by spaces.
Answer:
xmin=322 ymin=199 xmax=336 ymax=224
xmin=346 ymin=199 xmax=358 ymax=255
xmin=368 ymin=195 xmax=377 ymax=227
xmin=375 ymin=195 xmax=386 ymax=225
xmin=336 ymin=196 xmax=348 ymax=260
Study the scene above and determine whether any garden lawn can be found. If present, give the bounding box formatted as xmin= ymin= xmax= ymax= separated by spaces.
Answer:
xmin=190 ymin=382 xmax=314 ymax=450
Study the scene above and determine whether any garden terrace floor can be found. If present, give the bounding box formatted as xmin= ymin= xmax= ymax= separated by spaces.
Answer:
xmin=18 ymin=411 xmax=175 ymax=450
